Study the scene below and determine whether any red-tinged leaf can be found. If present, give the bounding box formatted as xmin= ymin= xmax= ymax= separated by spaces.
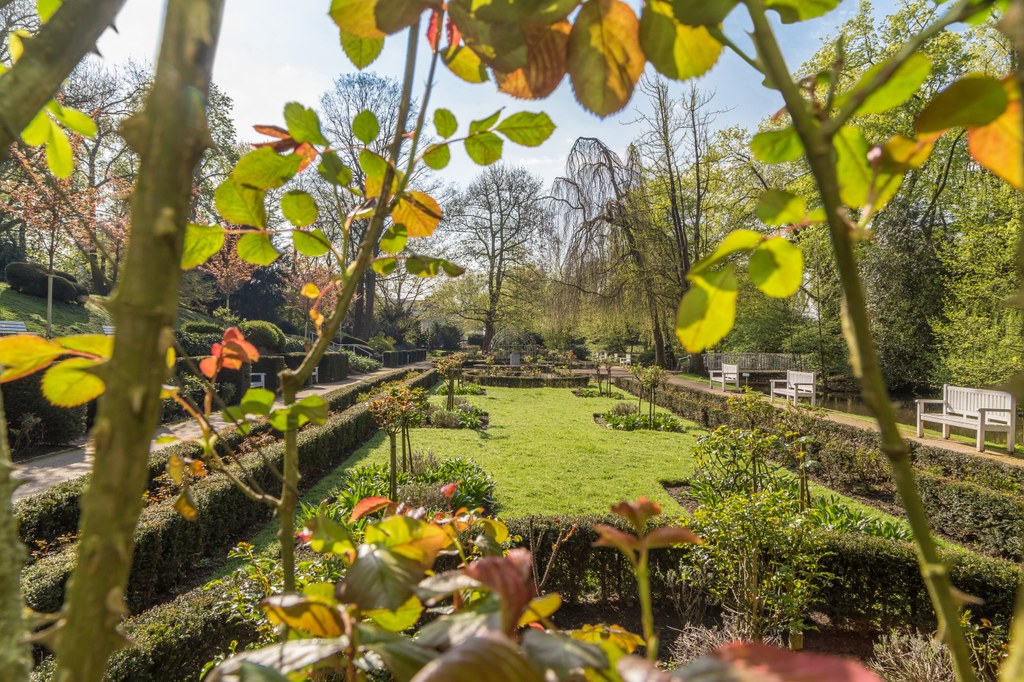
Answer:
xmin=495 ymin=21 xmax=570 ymax=100
xmin=706 ymin=641 xmax=882 ymax=681
xmin=465 ymin=548 xmax=535 ymax=635
xmin=198 ymin=355 xmax=218 ymax=379
xmin=252 ymin=138 xmax=300 ymax=154
xmin=643 ymin=525 xmax=701 ymax=548
xmin=351 ymin=496 xmax=394 ymax=522
xmin=592 ymin=524 xmax=641 ymax=557
xmin=295 ymin=142 xmax=317 ymax=172
xmin=567 ymin=0 xmax=645 ymax=117
xmin=0 ymin=334 xmax=65 ymax=382
xmin=447 ymin=15 xmax=461 ymax=45
xmin=411 ymin=632 xmax=545 ymax=682
xmin=610 ymin=497 xmax=661 ymax=533
xmin=254 ymin=124 xmax=291 ymax=139
xmin=427 ymin=8 xmax=441 ymax=50
xmin=441 ymin=481 xmax=459 ymax=500
xmin=969 ymin=99 xmax=1023 ymax=190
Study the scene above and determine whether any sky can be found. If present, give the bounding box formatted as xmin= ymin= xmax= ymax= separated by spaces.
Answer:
xmin=94 ymin=0 xmax=897 ymax=186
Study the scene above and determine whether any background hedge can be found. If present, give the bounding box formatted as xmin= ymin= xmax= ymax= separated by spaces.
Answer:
xmin=4 ymin=374 xmax=88 ymax=457
xmin=382 ymin=349 xmax=427 ymax=367
xmin=20 ymin=370 xmax=438 ymax=616
xmin=468 ymin=374 xmax=590 ymax=388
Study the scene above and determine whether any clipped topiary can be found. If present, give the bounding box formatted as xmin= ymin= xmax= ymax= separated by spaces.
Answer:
xmin=5 ymin=262 xmax=84 ymax=304
xmin=239 ymin=319 xmax=286 ymax=352
xmin=180 ymin=320 xmax=224 ymax=335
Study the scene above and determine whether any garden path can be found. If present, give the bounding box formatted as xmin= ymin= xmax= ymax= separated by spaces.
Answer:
xmin=12 ymin=364 xmax=429 ymax=501
xmin=609 ymin=368 xmax=1024 ymax=468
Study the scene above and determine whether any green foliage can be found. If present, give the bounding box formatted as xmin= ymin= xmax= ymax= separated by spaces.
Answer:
xmin=238 ymin=320 xmax=286 ymax=352
xmin=602 ymin=412 xmax=684 ymax=432
xmin=436 ymin=381 xmax=485 ymax=396
xmin=5 ymin=262 xmax=86 ymax=304
xmin=344 ymin=350 xmax=382 ymax=374
xmin=2 ymin=373 xmax=86 ymax=453
xmin=179 ymin=320 xmax=224 ymax=335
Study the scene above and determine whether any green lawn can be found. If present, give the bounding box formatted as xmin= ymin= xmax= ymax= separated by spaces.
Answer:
xmin=0 ymin=282 xmax=218 ymax=335
xmin=334 ymin=387 xmax=700 ymax=518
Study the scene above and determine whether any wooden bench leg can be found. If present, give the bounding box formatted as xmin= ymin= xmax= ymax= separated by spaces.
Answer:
xmin=976 ymin=427 xmax=985 ymax=453
xmin=942 ymin=424 xmax=950 ymax=439
xmin=1009 ymin=426 xmax=1016 ymax=454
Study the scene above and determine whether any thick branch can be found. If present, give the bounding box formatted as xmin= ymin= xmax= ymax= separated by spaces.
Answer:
xmin=52 ymin=1 xmax=224 ymax=679
xmin=0 ymin=392 xmax=29 ymax=681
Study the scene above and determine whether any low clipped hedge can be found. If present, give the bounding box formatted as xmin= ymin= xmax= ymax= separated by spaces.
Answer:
xmin=468 ymin=374 xmax=590 ymax=389
xmin=612 ymin=376 xmax=1024 ymax=561
xmin=20 ymin=369 xmax=438 ymax=616
xmin=382 ymin=349 xmax=427 ymax=367
xmin=15 ymin=368 xmax=430 ymax=553
xmin=4 ymin=374 xmax=88 ymax=457
xmin=283 ymin=351 xmax=350 ymax=385
xmin=251 ymin=355 xmax=286 ymax=392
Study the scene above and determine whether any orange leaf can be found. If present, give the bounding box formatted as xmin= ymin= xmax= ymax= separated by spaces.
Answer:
xmin=254 ymin=124 xmax=291 ymax=139
xmin=592 ymin=524 xmax=641 ymax=557
xmin=392 ymin=190 xmax=443 ymax=237
xmin=350 ymin=495 xmax=393 ymax=522
xmin=567 ymin=0 xmax=645 ymax=117
xmin=969 ymin=100 xmax=1023 ymax=190
xmin=496 ymin=21 xmax=570 ymax=100
xmin=644 ymin=525 xmax=701 ymax=549
xmin=198 ymin=355 xmax=218 ymax=379
xmin=295 ymin=142 xmax=317 ymax=172
xmin=711 ymin=642 xmax=882 ymax=681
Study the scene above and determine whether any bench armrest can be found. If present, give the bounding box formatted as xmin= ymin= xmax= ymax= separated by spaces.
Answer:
xmin=770 ymin=380 xmax=785 ymax=389
xmin=791 ymin=382 xmax=815 ymax=389
xmin=915 ymin=399 xmax=944 ymax=405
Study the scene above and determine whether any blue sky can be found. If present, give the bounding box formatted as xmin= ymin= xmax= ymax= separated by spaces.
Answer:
xmin=96 ymin=0 xmax=896 ymax=185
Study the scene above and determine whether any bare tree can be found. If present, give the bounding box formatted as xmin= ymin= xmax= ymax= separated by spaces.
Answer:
xmin=446 ymin=164 xmax=545 ymax=351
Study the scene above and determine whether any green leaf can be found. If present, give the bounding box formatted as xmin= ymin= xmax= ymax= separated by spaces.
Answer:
xmin=337 ymin=544 xmax=425 ymax=611
xmin=750 ymin=237 xmax=803 ymax=297
xmin=281 ymin=190 xmax=319 ymax=227
xmin=639 ymin=0 xmax=722 ymax=81
xmin=494 ymin=111 xmax=555 ymax=147
xmin=464 ymin=132 xmax=504 ymax=166
xmin=567 ymin=0 xmax=646 ymax=117
xmin=675 ymin=265 xmax=738 ymax=353
xmin=362 ymin=597 xmax=426 ymax=636
xmin=353 ymin=109 xmax=381 ymax=144
xmin=45 ymin=121 xmax=73 ymax=179
xmin=373 ymin=257 xmax=398 ymax=276
xmin=268 ymin=395 xmax=328 ymax=431
xmin=239 ymin=387 xmax=276 ymax=415
xmin=755 ymin=189 xmax=806 ymax=226
xmin=379 ymin=224 xmax=408 ymax=255
xmin=670 ymin=0 xmax=737 ymax=25
xmin=406 ymin=256 xmax=465 ymax=278
xmin=305 ymin=515 xmax=357 ymax=556
xmin=765 ymin=0 xmax=840 ymax=23
xmin=435 ymin=109 xmax=458 ymax=138
xmin=47 ymin=102 xmax=97 ymax=138
xmin=42 ymin=357 xmax=104 ymax=407
xmin=340 ymin=30 xmax=385 ymax=69
xmin=359 ymin=149 xmax=388 ymax=180
xmin=357 ymin=622 xmax=436 ymax=679
xmin=181 ymin=224 xmax=225 ymax=269
xmin=283 ymin=102 xmax=328 ymax=146
xmin=835 ymin=52 xmax=931 ymax=116
xmin=470 ymin=110 xmax=502 ymax=135
xmin=237 ymin=232 xmax=280 ymax=265
xmin=21 ymin=110 xmax=50 ymax=146
xmin=443 ymin=44 xmax=490 ymax=83
xmin=916 ymin=75 xmax=1009 ymax=134
xmin=215 ymin=179 xmax=267 ymax=227
xmin=522 ymin=630 xmax=608 ymax=679
xmin=212 ymin=641 xmax=349 ymax=680
xmin=834 ymin=125 xmax=871 ymax=208
xmin=318 ymin=150 xmax=353 ymax=186
xmin=750 ymin=127 xmax=803 ymax=164
xmin=293 ymin=229 xmax=331 ymax=257
xmin=232 ymin=146 xmax=303 ymax=189
xmin=689 ymin=229 xmax=762 ymax=276
xmin=422 ymin=143 xmax=451 ymax=170
xmin=37 ymin=0 xmax=61 ymax=22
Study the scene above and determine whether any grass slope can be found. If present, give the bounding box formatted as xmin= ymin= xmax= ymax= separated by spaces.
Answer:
xmin=0 ymin=282 xmax=217 ymax=335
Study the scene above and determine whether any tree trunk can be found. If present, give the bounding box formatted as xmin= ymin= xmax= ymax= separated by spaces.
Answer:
xmin=52 ymin=1 xmax=224 ymax=679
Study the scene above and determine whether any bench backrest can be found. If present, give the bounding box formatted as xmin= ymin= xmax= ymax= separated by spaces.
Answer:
xmin=0 ymin=321 xmax=28 ymax=335
xmin=102 ymin=325 xmax=115 ymax=335
xmin=722 ymin=363 xmax=739 ymax=377
xmin=787 ymin=370 xmax=816 ymax=392
xmin=944 ymin=384 xmax=1015 ymax=423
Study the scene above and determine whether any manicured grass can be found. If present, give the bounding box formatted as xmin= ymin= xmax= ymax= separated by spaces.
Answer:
xmin=336 ymin=387 xmax=700 ymax=518
xmin=0 ymin=282 xmax=219 ymax=335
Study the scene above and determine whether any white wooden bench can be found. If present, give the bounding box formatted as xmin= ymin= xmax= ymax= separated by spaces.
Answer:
xmin=0 ymin=321 xmax=29 ymax=336
xmin=709 ymin=362 xmax=740 ymax=390
xmin=771 ymin=370 xmax=817 ymax=406
xmin=251 ymin=373 xmax=266 ymax=389
xmin=102 ymin=325 xmax=115 ymax=335
xmin=917 ymin=384 xmax=1017 ymax=453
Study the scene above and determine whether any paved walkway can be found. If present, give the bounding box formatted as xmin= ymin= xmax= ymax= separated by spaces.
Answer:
xmin=12 ymin=364 xmax=431 ymax=501
xmin=609 ymin=368 xmax=1024 ymax=468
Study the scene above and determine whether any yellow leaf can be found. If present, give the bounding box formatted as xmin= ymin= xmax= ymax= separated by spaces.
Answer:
xmin=391 ymin=191 xmax=443 ymax=237
xmin=567 ymin=0 xmax=645 ymax=117
xmin=969 ymin=100 xmax=1023 ymax=190
xmin=263 ymin=595 xmax=345 ymax=637
xmin=41 ymin=357 xmax=105 ymax=407
xmin=301 ymin=283 xmax=320 ymax=299
xmin=57 ymin=334 xmax=114 ymax=359
xmin=0 ymin=335 xmax=66 ymax=382
xmin=675 ymin=265 xmax=738 ymax=353
xmin=519 ymin=593 xmax=562 ymax=626
xmin=366 ymin=595 xmax=424 ymax=632
xmin=174 ymin=488 xmax=198 ymax=521
xmin=167 ymin=454 xmax=185 ymax=485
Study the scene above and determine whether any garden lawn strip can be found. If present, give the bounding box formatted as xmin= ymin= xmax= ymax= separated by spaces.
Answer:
xmin=19 ymin=370 xmax=436 ymax=616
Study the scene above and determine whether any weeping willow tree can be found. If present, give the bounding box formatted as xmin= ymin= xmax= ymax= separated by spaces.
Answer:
xmin=551 ymin=137 xmax=669 ymax=367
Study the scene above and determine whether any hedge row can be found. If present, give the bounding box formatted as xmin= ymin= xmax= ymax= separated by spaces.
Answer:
xmin=15 ymin=368 xmax=427 ymax=559
xmin=4 ymin=374 xmax=88 ymax=457
xmin=612 ymin=376 xmax=1024 ymax=561
xmin=53 ymin=513 xmax=1020 ymax=682
xmin=467 ymin=374 xmax=590 ymax=389
xmin=382 ymin=348 xmax=427 ymax=367
xmin=22 ymin=369 xmax=437 ymax=615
